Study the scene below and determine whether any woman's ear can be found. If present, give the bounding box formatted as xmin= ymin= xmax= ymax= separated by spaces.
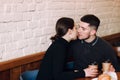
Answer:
xmin=66 ymin=29 xmax=73 ymax=38
xmin=68 ymin=29 xmax=72 ymax=34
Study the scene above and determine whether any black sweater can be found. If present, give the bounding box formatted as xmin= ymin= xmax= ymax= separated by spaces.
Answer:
xmin=68 ymin=37 xmax=120 ymax=77
xmin=36 ymin=38 xmax=84 ymax=80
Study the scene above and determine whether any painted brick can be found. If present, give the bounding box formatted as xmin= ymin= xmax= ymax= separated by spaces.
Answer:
xmin=12 ymin=13 xmax=23 ymax=22
xmin=16 ymin=4 xmax=28 ymax=12
xmin=17 ymin=21 xmax=28 ymax=31
xmin=0 ymin=45 xmax=4 ymax=59
xmin=33 ymin=28 xmax=43 ymax=37
xmin=0 ymin=33 xmax=13 ymax=44
xmin=23 ymin=0 xmax=33 ymax=3
xmin=17 ymin=40 xmax=28 ymax=49
xmin=5 ymin=42 xmax=17 ymax=52
xmin=13 ymin=0 xmax=24 ymax=3
xmin=12 ymin=31 xmax=24 ymax=41
xmin=0 ymin=0 xmax=120 ymax=61
xmin=36 ymin=3 xmax=46 ymax=11
xmin=22 ymin=12 xmax=32 ymax=21
xmin=28 ymin=20 xmax=39 ymax=29
xmin=35 ymin=0 xmax=42 ymax=3
xmin=24 ymin=29 xmax=33 ymax=39
xmin=0 ymin=5 xmax=5 ymax=13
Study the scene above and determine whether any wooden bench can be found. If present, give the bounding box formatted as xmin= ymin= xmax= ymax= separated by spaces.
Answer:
xmin=0 ymin=52 xmax=45 ymax=80
xmin=0 ymin=32 xmax=120 ymax=80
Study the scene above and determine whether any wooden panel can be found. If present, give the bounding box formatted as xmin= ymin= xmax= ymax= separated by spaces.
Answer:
xmin=102 ymin=33 xmax=120 ymax=45
xmin=10 ymin=67 xmax=21 ymax=80
xmin=0 ymin=51 xmax=45 ymax=71
xmin=0 ymin=51 xmax=45 ymax=80
xmin=0 ymin=70 xmax=10 ymax=80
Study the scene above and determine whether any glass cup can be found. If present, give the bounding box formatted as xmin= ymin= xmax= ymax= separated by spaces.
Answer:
xmin=89 ymin=62 xmax=99 ymax=77
xmin=102 ymin=60 xmax=111 ymax=73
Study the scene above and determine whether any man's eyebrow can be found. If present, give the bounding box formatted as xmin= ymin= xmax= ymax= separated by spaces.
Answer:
xmin=80 ymin=26 xmax=86 ymax=29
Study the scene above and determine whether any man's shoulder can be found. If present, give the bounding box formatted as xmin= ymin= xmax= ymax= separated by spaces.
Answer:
xmin=97 ymin=37 xmax=112 ymax=47
xmin=98 ymin=37 xmax=108 ymax=43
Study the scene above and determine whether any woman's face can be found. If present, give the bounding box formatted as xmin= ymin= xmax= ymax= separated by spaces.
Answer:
xmin=70 ymin=26 xmax=77 ymax=40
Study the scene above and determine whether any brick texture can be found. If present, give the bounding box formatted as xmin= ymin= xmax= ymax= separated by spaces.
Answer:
xmin=0 ymin=0 xmax=120 ymax=61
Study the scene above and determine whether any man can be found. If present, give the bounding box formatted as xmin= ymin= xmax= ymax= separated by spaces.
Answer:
xmin=68 ymin=14 xmax=120 ymax=78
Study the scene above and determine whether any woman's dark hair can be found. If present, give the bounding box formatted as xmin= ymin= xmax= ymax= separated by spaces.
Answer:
xmin=81 ymin=14 xmax=100 ymax=30
xmin=51 ymin=17 xmax=74 ymax=41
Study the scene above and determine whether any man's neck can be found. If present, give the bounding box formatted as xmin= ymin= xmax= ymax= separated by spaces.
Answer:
xmin=84 ymin=35 xmax=96 ymax=43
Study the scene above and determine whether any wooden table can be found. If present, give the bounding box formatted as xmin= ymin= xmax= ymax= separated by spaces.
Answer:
xmin=75 ymin=72 xmax=120 ymax=80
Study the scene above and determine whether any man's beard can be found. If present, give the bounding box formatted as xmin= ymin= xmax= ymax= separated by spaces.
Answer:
xmin=83 ymin=35 xmax=91 ymax=40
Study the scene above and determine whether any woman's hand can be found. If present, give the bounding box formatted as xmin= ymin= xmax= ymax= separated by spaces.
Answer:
xmin=109 ymin=65 xmax=115 ymax=72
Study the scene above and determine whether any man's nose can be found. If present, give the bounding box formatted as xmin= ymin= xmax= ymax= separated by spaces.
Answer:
xmin=77 ymin=28 xmax=81 ymax=32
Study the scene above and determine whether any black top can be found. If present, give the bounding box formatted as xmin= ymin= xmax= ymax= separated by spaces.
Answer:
xmin=36 ymin=38 xmax=84 ymax=80
xmin=68 ymin=37 xmax=120 ymax=77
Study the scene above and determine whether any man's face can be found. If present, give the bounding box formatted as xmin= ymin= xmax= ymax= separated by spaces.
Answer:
xmin=77 ymin=21 xmax=95 ymax=40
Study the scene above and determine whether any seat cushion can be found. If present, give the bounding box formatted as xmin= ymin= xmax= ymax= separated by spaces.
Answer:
xmin=20 ymin=70 xmax=39 ymax=80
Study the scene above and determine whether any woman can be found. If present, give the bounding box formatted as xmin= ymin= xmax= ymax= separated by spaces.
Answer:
xmin=36 ymin=17 xmax=83 ymax=80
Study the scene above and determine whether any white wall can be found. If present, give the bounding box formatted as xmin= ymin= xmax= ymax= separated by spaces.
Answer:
xmin=0 ymin=0 xmax=120 ymax=61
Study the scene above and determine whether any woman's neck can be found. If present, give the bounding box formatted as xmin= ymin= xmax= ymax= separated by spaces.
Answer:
xmin=62 ymin=35 xmax=71 ymax=42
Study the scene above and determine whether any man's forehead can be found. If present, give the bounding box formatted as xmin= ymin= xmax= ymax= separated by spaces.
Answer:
xmin=79 ymin=21 xmax=90 ymax=27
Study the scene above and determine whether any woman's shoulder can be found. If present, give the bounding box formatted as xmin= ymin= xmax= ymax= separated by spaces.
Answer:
xmin=70 ymin=39 xmax=81 ymax=44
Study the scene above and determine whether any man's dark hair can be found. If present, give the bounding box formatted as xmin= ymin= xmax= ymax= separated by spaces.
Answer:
xmin=81 ymin=14 xmax=100 ymax=30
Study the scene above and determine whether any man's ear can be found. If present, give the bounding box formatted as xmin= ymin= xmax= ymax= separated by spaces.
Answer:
xmin=90 ymin=29 xmax=96 ymax=35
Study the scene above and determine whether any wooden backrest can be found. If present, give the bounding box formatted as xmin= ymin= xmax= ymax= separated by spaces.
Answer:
xmin=102 ymin=33 xmax=120 ymax=45
xmin=0 ymin=52 xmax=45 ymax=80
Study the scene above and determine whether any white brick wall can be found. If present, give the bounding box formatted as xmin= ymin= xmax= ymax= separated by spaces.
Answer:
xmin=0 ymin=0 xmax=120 ymax=61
